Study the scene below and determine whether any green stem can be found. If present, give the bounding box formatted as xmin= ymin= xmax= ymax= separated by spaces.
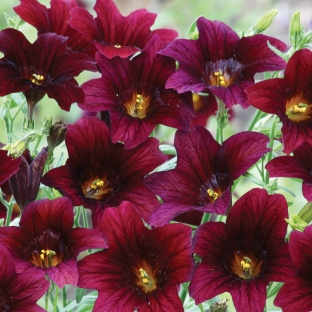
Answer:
xmin=208 ymin=213 xmax=218 ymax=221
xmin=74 ymin=206 xmax=81 ymax=227
xmin=179 ymin=284 xmax=188 ymax=304
xmin=45 ymin=292 xmax=49 ymax=312
xmin=247 ymin=109 xmax=263 ymax=131
xmin=62 ymin=286 xmax=67 ymax=308
xmin=265 ymin=118 xmax=277 ymax=184
xmin=82 ymin=207 xmax=89 ymax=229
xmin=169 ymin=220 xmax=198 ymax=230
xmin=53 ymin=286 xmax=59 ymax=312
xmin=216 ymin=98 xmax=227 ymax=144
xmin=201 ymin=213 xmax=210 ymax=224
xmin=5 ymin=202 xmax=13 ymax=226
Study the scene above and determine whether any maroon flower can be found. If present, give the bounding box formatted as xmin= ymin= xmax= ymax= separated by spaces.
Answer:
xmin=0 ymin=149 xmax=21 ymax=186
xmin=0 ymin=244 xmax=49 ymax=312
xmin=9 ymin=147 xmax=48 ymax=213
xmin=266 ymin=141 xmax=312 ymax=202
xmin=0 ymin=197 xmax=106 ymax=288
xmin=78 ymin=201 xmax=195 ymax=312
xmin=160 ymin=17 xmax=287 ymax=108
xmin=68 ymin=0 xmax=177 ymax=59
xmin=14 ymin=0 xmax=96 ymax=56
xmin=189 ymin=188 xmax=295 ymax=312
xmin=145 ymin=126 xmax=271 ymax=226
xmin=41 ymin=116 xmax=166 ymax=224
xmin=0 ymin=28 xmax=97 ymax=120
xmin=247 ymin=49 xmax=312 ymax=154
xmin=274 ymin=224 xmax=312 ymax=312
xmin=79 ymin=36 xmax=194 ymax=149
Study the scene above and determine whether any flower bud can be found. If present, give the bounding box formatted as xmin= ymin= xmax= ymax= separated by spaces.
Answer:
xmin=209 ymin=298 xmax=228 ymax=312
xmin=47 ymin=120 xmax=67 ymax=153
xmin=289 ymin=11 xmax=304 ymax=48
xmin=40 ymin=116 xmax=53 ymax=135
xmin=2 ymin=132 xmax=36 ymax=158
xmin=285 ymin=214 xmax=308 ymax=232
xmin=298 ymin=202 xmax=312 ymax=224
xmin=252 ymin=9 xmax=278 ymax=34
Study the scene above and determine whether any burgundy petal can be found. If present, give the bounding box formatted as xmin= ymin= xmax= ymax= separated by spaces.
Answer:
xmin=0 ymin=150 xmax=21 ymax=186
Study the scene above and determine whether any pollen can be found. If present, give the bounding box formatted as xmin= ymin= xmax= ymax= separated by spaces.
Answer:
xmin=114 ymin=44 xmax=121 ymax=48
xmin=90 ymin=179 xmax=104 ymax=190
xmin=40 ymin=249 xmax=56 ymax=268
xmin=207 ymin=188 xmax=218 ymax=201
xmin=214 ymin=70 xmax=226 ymax=86
xmin=139 ymin=268 xmax=154 ymax=286
xmin=135 ymin=94 xmax=144 ymax=110
xmin=31 ymin=73 xmax=44 ymax=85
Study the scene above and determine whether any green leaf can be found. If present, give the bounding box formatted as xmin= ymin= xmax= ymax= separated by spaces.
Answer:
xmin=267 ymin=40 xmax=288 ymax=61
xmin=242 ymin=172 xmax=264 ymax=187
xmin=298 ymin=202 xmax=312 ymax=224
xmin=75 ymin=287 xmax=86 ymax=304
xmin=159 ymin=144 xmax=176 ymax=155
xmin=276 ymin=185 xmax=296 ymax=197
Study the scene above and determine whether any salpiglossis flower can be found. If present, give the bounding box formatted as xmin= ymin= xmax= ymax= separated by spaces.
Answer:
xmin=0 ymin=29 xmax=97 ymax=120
xmin=78 ymin=201 xmax=195 ymax=312
xmin=0 ymin=244 xmax=49 ymax=312
xmin=41 ymin=116 xmax=166 ymax=225
xmin=274 ymin=224 xmax=312 ymax=312
xmin=14 ymin=0 xmax=96 ymax=56
xmin=0 ymin=149 xmax=21 ymax=186
xmin=0 ymin=197 xmax=107 ymax=288
xmin=79 ymin=35 xmax=194 ymax=149
xmin=145 ymin=126 xmax=271 ymax=226
xmin=247 ymin=48 xmax=312 ymax=154
xmin=189 ymin=188 xmax=295 ymax=312
xmin=160 ymin=17 xmax=287 ymax=108
xmin=68 ymin=0 xmax=177 ymax=59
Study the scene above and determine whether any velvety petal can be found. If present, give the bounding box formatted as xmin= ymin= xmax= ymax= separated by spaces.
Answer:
xmin=302 ymin=181 xmax=312 ymax=202
xmin=274 ymin=276 xmax=312 ymax=312
xmin=14 ymin=0 xmax=49 ymax=33
xmin=246 ymin=78 xmax=289 ymax=114
xmin=48 ymin=259 xmax=79 ymax=288
xmin=230 ymin=280 xmax=267 ymax=312
xmin=226 ymin=188 xmax=288 ymax=244
xmin=280 ymin=116 xmax=312 ymax=154
xmin=0 ymin=150 xmax=21 ymax=186
xmin=216 ymin=131 xmax=270 ymax=181
xmin=234 ymin=34 xmax=287 ymax=72
xmin=149 ymin=28 xmax=178 ymax=43
xmin=20 ymin=197 xmax=74 ymax=235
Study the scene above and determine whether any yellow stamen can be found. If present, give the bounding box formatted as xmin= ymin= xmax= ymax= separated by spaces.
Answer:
xmin=214 ymin=70 xmax=226 ymax=86
xmin=139 ymin=268 xmax=153 ymax=285
xmin=90 ymin=179 xmax=104 ymax=190
xmin=207 ymin=188 xmax=218 ymax=201
xmin=114 ymin=44 xmax=121 ymax=48
xmin=31 ymin=73 xmax=44 ymax=85
xmin=40 ymin=249 xmax=56 ymax=268
xmin=135 ymin=94 xmax=144 ymax=110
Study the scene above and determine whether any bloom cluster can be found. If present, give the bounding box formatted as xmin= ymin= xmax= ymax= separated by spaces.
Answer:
xmin=1 ymin=0 xmax=312 ymax=311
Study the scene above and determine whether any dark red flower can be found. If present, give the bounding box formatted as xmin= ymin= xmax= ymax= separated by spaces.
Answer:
xmin=189 ymin=188 xmax=295 ymax=312
xmin=79 ymin=36 xmax=194 ymax=149
xmin=68 ymin=0 xmax=177 ymax=59
xmin=14 ymin=0 xmax=96 ymax=56
xmin=0 ymin=29 xmax=97 ymax=120
xmin=145 ymin=126 xmax=271 ymax=226
xmin=78 ymin=201 xmax=195 ymax=312
xmin=0 ymin=244 xmax=49 ymax=312
xmin=274 ymin=224 xmax=312 ymax=312
xmin=0 ymin=149 xmax=21 ymax=186
xmin=0 ymin=197 xmax=106 ymax=288
xmin=266 ymin=141 xmax=312 ymax=202
xmin=9 ymin=147 xmax=48 ymax=213
xmin=41 ymin=116 xmax=166 ymax=225
xmin=247 ymin=49 xmax=312 ymax=154
xmin=160 ymin=17 xmax=287 ymax=108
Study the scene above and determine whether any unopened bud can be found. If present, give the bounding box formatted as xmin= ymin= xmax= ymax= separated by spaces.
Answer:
xmin=2 ymin=132 xmax=36 ymax=158
xmin=298 ymin=202 xmax=312 ymax=224
xmin=289 ymin=11 xmax=304 ymax=48
xmin=47 ymin=120 xmax=67 ymax=153
xmin=41 ymin=116 xmax=53 ymax=135
xmin=285 ymin=214 xmax=308 ymax=232
xmin=209 ymin=298 xmax=228 ymax=312
xmin=252 ymin=9 xmax=278 ymax=34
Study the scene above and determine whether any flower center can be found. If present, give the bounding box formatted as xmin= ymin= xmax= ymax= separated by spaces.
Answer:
xmin=240 ymin=256 xmax=253 ymax=279
xmin=205 ymin=59 xmax=243 ymax=88
xmin=207 ymin=188 xmax=218 ymax=201
xmin=83 ymin=177 xmax=115 ymax=200
xmin=114 ymin=44 xmax=121 ymax=48
xmin=24 ymin=229 xmax=67 ymax=268
xmin=136 ymin=266 xmax=157 ymax=293
xmin=31 ymin=73 xmax=44 ymax=85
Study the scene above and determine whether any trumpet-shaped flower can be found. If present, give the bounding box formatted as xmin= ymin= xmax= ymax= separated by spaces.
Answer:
xmin=160 ymin=17 xmax=287 ymax=108
xmin=78 ymin=201 xmax=195 ymax=312
xmin=145 ymin=126 xmax=270 ymax=226
xmin=189 ymin=188 xmax=295 ymax=312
